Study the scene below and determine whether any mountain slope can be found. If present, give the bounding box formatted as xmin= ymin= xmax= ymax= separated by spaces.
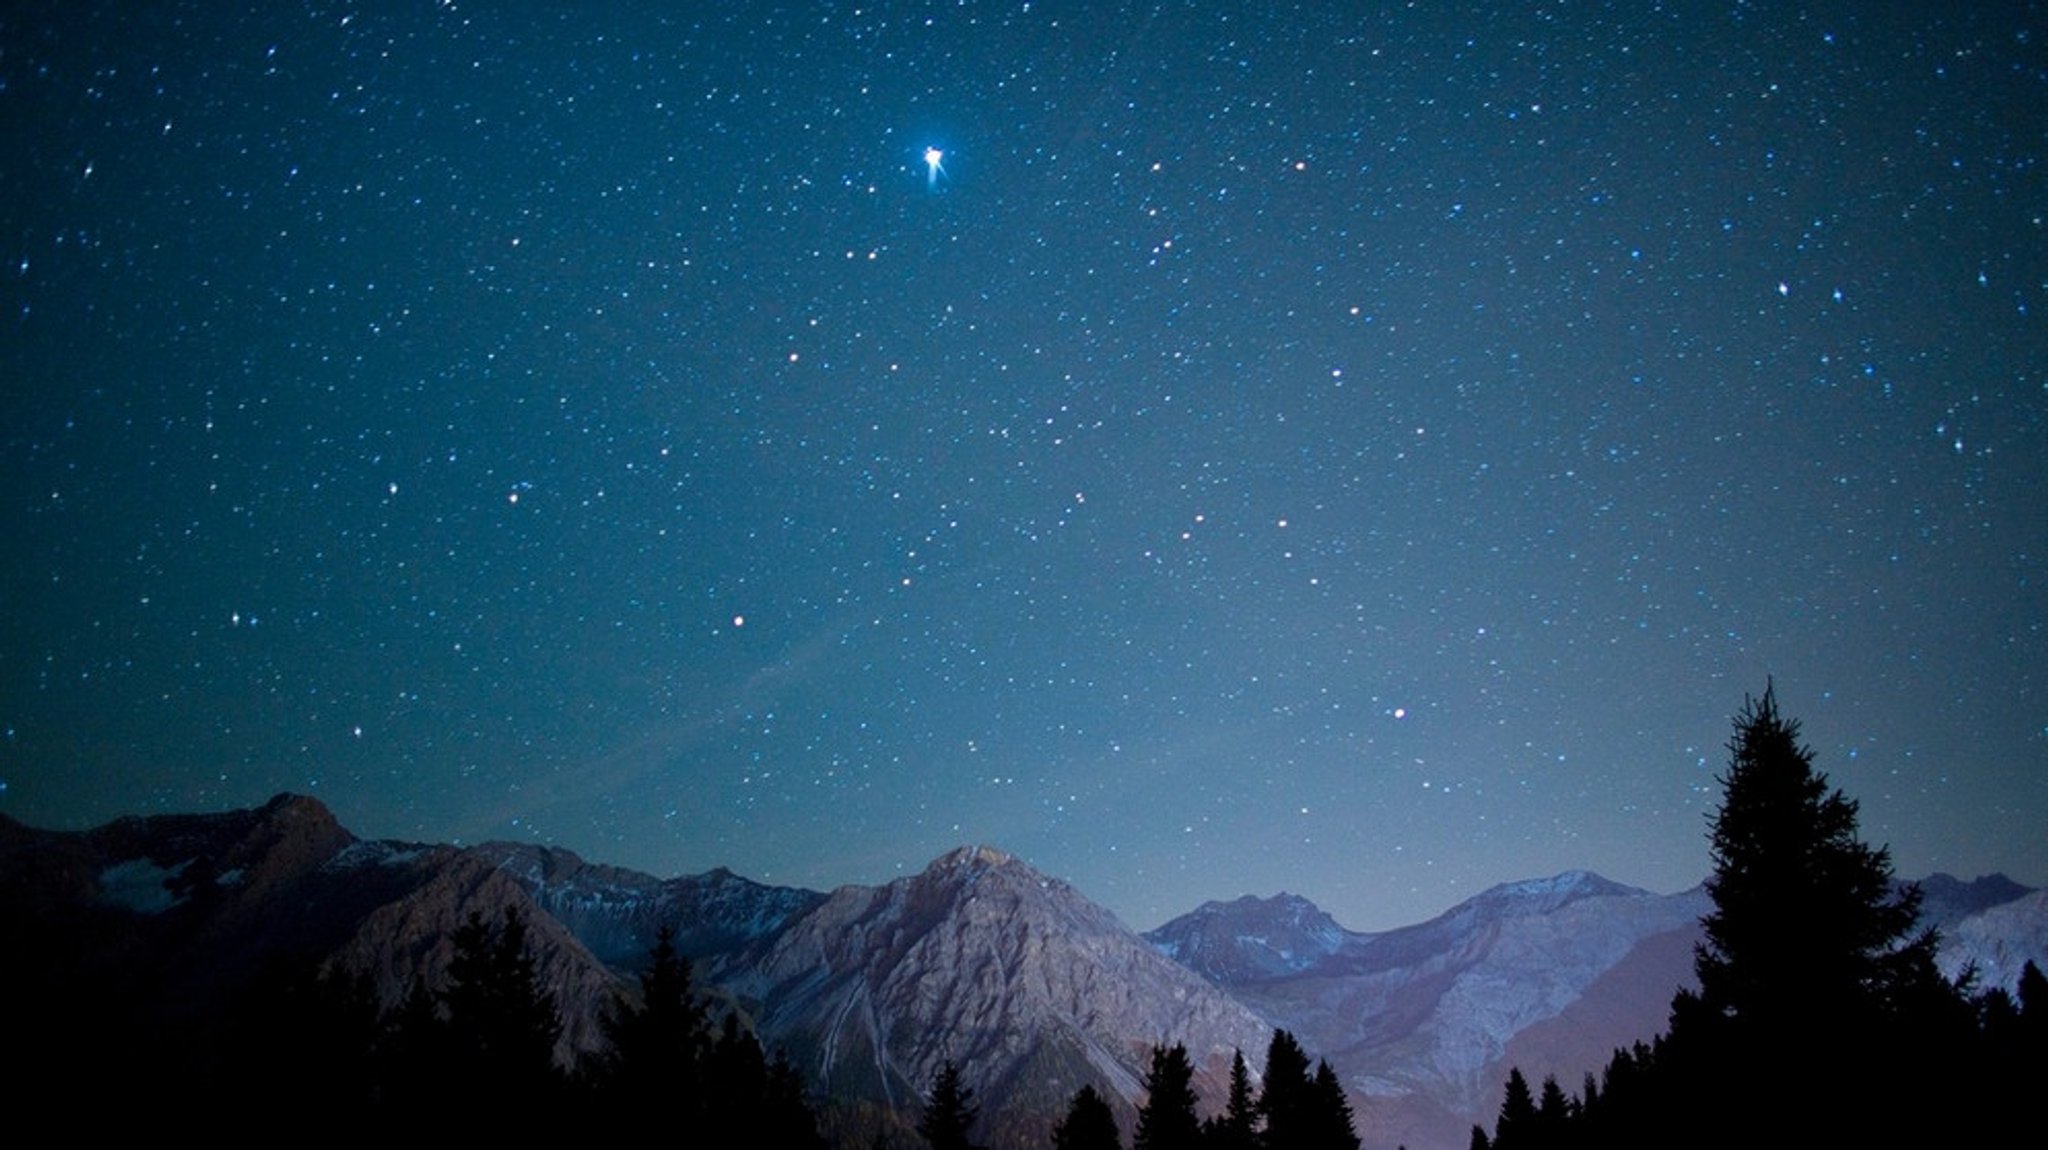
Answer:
xmin=466 ymin=840 xmax=825 ymax=968
xmin=1939 ymin=887 xmax=2048 ymax=990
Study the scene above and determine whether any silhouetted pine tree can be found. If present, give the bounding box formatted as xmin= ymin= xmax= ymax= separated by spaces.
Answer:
xmin=692 ymin=1010 xmax=820 ymax=1148
xmin=1133 ymin=1043 xmax=1202 ymax=1150
xmin=1258 ymin=1030 xmax=1314 ymax=1148
xmin=1694 ymin=686 xmax=1935 ymax=1037
xmin=1055 ymin=1084 xmax=1124 ymax=1150
xmin=1200 ymin=1049 xmax=1257 ymax=1150
xmin=441 ymin=909 xmax=562 ymax=1094
xmin=592 ymin=925 xmax=708 ymax=1114
xmin=2021 ymin=961 xmax=2048 ymax=1019
xmin=2021 ymin=962 xmax=2048 ymax=1078
xmin=1304 ymin=1060 xmax=1361 ymax=1150
xmin=760 ymin=1047 xmax=830 ymax=1150
xmin=376 ymin=976 xmax=447 ymax=1118
xmin=366 ymin=909 xmax=565 ymax=1133
xmin=918 ymin=1060 xmax=982 ymax=1150
xmin=1678 ymin=683 xmax=1962 ymax=1142
xmin=1531 ymin=1075 xmax=1571 ymax=1150
xmin=1490 ymin=1069 xmax=1535 ymax=1150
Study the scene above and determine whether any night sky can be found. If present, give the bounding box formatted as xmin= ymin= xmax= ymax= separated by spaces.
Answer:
xmin=5 ymin=2 xmax=2044 ymax=931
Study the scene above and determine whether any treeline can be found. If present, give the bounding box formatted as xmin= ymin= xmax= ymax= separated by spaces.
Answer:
xmin=916 ymin=1030 xmax=1361 ymax=1150
xmin=1473 ymin=686 xmax=2048 ymax=1150
xmin=227 ymin=915 xmax=824 ymax=1142
xmin=1475 ymin=960 xmax=2048 ymax=1150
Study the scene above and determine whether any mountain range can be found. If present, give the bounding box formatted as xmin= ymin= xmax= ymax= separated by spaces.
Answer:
xmin=3 ymin=793 xmax=2039 ymax=1150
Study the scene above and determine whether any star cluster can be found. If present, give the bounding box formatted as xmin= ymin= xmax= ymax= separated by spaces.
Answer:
xmin=4 ymin=2 xmax=2043 ymax=928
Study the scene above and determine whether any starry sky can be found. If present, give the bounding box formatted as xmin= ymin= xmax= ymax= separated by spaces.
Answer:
xmin=4 ymin=1 xmax=2044 ymax=931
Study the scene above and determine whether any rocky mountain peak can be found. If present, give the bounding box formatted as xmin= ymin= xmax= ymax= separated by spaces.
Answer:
xmin=1915 ymin=872 xmax=2034 ymax=928
xmin=717 ymin=843 xmax=1271 ymax=1144
xmin=1145 ymin=891 xmax=1351 ymax=983
xmin=1470 ymin=869 xmax=1639 ymax=911
xmin=936 ymin=843 xmax=1016 ymax=869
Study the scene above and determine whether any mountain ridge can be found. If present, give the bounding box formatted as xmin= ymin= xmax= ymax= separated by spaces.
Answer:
xmin=3 ymin=792 xmax=2040 ymax=1150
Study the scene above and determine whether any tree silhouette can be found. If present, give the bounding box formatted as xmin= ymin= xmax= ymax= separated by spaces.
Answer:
xmin=1674 ymin=683 xmax=1960 ymax=1142
xmin=1133 ymin=1043 xmax=1201 ymax=1150
xmin=1305 ymin=1060 xmax=1361 ymax=1150
xmin=1531 ymin=1074 xmax=1570 ymax=1149
xmin=2010 ymin=961 xmax=2048 ymax=1098
xmin=699 ymin=1011 xmax=825 ymax=1148
xmin=1054 ymin=1083 xmax=1123 ymax=1150
xmin=1201 ymin=1049 xmax=1257 ymax=1150
xmin=1490 ymin=1068 xmax=1535 ymax=1149
xmin=1693 ymin=684 xmax=1934 ymax=1039
xmin=758 ymin=1046 xmax=829 ymax=1150
xmin=594 ymin=925 xmax=708 ymax=1112
xmin=1257 ymin=1029 xmax=1313 ymax=1147
xmin=583 ymin=924 xmax=715 ymax=1130
xmin=440 ymin=907 xmax=562 ymax=1096
xmin=918 ymin=1060 xmax=982 ymax=1150
xmin=368 ymin=908 xmax=566 ymax=1133
xmin=376 ymin=975 xmax=447 ymax=1119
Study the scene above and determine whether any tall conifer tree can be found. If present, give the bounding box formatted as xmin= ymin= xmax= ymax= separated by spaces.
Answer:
xmin=1258 ymin=1030 xmax=1313 ymax=1147
xmin=1693 ymin=684 xmax=1931 ymax=1038
xmin=1306 ymin=1060 xmax=1361 ymax=1150
xmin=1203 ymin=1049 xmax=1257 ymax=1150
xmin=1054 ymin=1084 xmax=1123 ymax=1150
xmin=918 ymin=1060 xmax=982 ymax=1150
xmin=1133 ymin=1043 xmax=1201 ymax=1150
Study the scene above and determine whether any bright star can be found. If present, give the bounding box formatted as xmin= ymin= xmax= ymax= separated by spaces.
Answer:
xmin=924 ymin=147 xmax=946 ymax=190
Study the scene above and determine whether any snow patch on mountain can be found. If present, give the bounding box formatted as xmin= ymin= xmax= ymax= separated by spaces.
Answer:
xmin=97 ymin=857 xmax=189 ymax=913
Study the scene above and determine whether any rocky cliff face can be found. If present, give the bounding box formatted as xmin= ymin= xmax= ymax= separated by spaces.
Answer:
xmin=1938 ymin=887 xmax=2048 ymax=991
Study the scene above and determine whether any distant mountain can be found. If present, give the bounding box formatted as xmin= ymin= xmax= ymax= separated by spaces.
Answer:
xmin=1150 ymin=871 xmax=1711 ymax=1150
xmin=1915 ymin=871 xmax=2036 ymax=930
xmin=1145 ymin=891 xmax=1349 ymax=983
xmin=0 ymin=794 xmax=632 ymax=1063
xmin=463 ymin=840 xmax=824 ymax=969
xmin=4 ymin=795 xmax=2040 ymax=1150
